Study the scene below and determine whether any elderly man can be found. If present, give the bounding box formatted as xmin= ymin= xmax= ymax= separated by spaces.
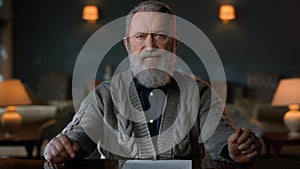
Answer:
xmin=44 ymin=1 xmax=261 ymax=164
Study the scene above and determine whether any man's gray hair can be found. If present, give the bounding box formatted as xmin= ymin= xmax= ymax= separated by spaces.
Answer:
xmin=125 ymin=1 xmax=176 ymax=37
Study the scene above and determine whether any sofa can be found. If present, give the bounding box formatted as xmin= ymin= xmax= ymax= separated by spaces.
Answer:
xmin=0 ymin=105 xmax=57 ymax=157
xmin=0 ymin=100 xmax=75 ymax=156
xmin=223 ymin=72 xmax=300 ymax=156
xmin=0 ymin=105 xmax=57 ymax=133
xmin=40 ymin=100 xmax=75 ymax=140
xmin=27 ymin=72 xmax=75 ymax=140
xmin=0 ymin=72 xmax=75 ymax=158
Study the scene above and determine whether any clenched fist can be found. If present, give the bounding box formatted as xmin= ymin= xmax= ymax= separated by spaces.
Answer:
xmin=44 ymin=134 xmax=79 ymax=164
xmin=228 ymin=128 xmax=262 ymax=163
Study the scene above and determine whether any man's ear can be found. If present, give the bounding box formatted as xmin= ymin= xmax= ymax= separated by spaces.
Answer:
xmin=123 ymin=37 xmax=129 ymax=52
xmin=173 ymin=38 xmax=177 ymax=53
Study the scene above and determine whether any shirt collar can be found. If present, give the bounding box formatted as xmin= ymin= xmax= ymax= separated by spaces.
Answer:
xmin=133 ymin=77 xmax=169 ymax=95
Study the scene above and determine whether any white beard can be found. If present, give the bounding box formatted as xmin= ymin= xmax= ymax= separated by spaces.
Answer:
xmin=129 ymin=49 xmax=175 ymax=88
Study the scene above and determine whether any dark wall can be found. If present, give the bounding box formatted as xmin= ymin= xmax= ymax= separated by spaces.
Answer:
xmin=13 ymin=0 xmax=300 ymax=91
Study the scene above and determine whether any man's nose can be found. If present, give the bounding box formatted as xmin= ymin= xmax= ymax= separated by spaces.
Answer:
xmin=144 ymin=34 xmax=157 ymax=49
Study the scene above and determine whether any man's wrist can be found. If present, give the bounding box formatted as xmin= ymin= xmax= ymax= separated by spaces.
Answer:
xmin=220 ymin=145 xmax=236 ymax=163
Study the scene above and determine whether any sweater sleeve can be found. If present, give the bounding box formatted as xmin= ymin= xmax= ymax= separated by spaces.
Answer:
xmin=60 ymin=82 xmax=111 ymax=159
xmin=197 ymin=81 xmax=236 ymax=163
xmin=61 ymin=102 xmax=99 ymax=159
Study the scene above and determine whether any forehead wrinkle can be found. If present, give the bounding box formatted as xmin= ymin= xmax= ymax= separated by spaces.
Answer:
xmin=128 ymin=12 xmax=174 ymax=37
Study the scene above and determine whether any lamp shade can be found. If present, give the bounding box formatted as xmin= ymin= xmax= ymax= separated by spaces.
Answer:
xmin=0 ymin=79 xmax=32 ymax=106
xmin=219 ymin=4 xmax=236 ymax=23
xmin=272 ymin=78 xmax=300 ymax=106
xmin=82 ymin=5 xmax=99 ymax=23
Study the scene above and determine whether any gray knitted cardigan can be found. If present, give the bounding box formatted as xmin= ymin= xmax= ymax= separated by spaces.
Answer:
xmin=62 ymin=71 xmax=235 ymax=161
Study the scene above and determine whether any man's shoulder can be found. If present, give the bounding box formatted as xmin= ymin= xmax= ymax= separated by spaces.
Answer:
xmin=94 ymin=71 xmax=131 ymax=88
xmin=173 ymin=71 xmax=210 ymax=89
xmin=93 ymin=80 xmax=111 ymax=93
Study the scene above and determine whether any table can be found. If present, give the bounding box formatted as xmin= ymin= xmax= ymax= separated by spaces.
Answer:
xmin=0 ymin=127 xmax=43 ymax=158
xmin=0 ymin=158 xmax=300 ymax=169
xmin=263 ymin=132 xmax=300 ymax=158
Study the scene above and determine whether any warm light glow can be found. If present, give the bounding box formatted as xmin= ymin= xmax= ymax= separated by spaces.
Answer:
xmin=0 ymin=79 xmax=32 ymax=106
xmin=1 ymin=106 xmax=23 ymax=133
xmin=0 ymin=79 xmax=31 ymax=133
xmin=219 ymin=4 xmax=236 ymax=24
xmin=272 ymin=78 xmax=300 ymax=106
xmin=82 ymin=5 xmax=99 ymax=23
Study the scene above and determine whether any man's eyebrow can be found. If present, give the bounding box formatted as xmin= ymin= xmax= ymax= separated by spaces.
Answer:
xmin=128 ymin=32 xmax=145 ymax=36
xmin=128 ymin=29 xmax=173 ymax=38
xmin=134 ymin=32 xmax=146 ymax=35
xmin=127 ymin=32 xmax=144 ymax=38
xmin=132 ymin=30 xmax=171 ymax=35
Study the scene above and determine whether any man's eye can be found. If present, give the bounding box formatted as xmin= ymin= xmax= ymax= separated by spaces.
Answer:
xmin=135 ymin=35 xmax=145 ymax=40
xmin=154 ymin=34 xmax=167 ymax=40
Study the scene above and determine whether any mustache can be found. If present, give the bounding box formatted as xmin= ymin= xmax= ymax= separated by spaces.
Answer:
xmin=137 ymin=49 xmax=166 ymax=59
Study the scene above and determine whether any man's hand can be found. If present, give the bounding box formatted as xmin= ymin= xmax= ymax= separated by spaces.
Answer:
xmin=228 ymin=128 xmax=261 ymax=163
xmin=44 ymin=134 xmax=79 ymax=164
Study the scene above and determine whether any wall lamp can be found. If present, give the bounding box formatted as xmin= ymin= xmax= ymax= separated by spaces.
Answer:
xmin=82 ymin=5 xmax=99 ymax=23
xmin=219 ymin=4 xmax=236 ymax=24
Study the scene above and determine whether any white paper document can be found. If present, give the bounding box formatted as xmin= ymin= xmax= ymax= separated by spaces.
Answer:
xmin=122 ymin=160 xmax=192 ymax=169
